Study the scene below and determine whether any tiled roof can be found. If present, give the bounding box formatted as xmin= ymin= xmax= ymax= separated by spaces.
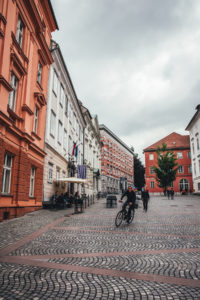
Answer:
xmin=143 ymin=132 xmax=190 ymax=152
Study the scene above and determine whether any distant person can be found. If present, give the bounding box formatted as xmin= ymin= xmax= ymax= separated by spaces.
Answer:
xmin=142 ymin=187 xmax=150 ymax=212
xmin=170 ymin=188 xmax=174 ymax=200
xmin=167 ymin=189 xmax=170 ymax=199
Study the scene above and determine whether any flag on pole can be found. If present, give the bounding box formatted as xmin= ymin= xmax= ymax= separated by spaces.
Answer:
xmin=72 ymin=142 xmax=76 ymax=156
xmin=74 ymin=145 xmax=78 ymax=157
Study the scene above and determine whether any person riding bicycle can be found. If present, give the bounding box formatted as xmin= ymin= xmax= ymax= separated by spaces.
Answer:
xmin=119 ymin=186 xmax=136 ymax=222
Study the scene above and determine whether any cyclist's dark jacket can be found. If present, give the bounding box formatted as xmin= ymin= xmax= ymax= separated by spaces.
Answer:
xmin=121 ymin=190 xmax=136 ymax=204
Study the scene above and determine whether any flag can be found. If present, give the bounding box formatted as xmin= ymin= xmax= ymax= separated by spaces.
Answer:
xmin=72 ymin=142 xmax=76 ymax=156
xmin=74 ymin=145 xmax=78 ymax=157
xmin=77 ymin=165 xmax=87 ymax=179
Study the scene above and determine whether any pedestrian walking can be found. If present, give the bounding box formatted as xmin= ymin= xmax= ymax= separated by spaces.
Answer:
xmin=170 ymin=188 xmax=174 ymax=200
xmin=142 ymin=187 xmax=150 ymax=212
xmin=167 ymin=189 xmax=170 ymax=199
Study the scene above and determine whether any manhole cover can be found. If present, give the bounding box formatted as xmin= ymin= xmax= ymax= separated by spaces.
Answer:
xmin=170 ymin=205 xmax=178 ymax=207
xmin=185 ymin=205 xmax=193 ymax=207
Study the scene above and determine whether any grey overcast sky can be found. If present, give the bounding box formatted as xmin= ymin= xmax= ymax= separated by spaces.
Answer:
xmin=51 ymin=0 xmax=200 ymax=163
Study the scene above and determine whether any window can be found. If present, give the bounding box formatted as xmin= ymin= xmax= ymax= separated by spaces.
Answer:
xmin=178 ymin=165 xmax=183 ymax=173
xmin=58 ymin=121 xmax=62 ymax=144
xmin=53 ymin=70 xmax=58 ymax=95
xmin=63 ymin=130 xmax=67 ymax=151
xmin=37 ymin=61 xmax=42 ymax=85
xmin=33 ymin=106 xmax=39 ymax=133
xmin=187 ymin=151 xmax=191 ymax=158
xmin=149 ymin=154 xmax=154 ymax=160
xmin=29 ymin=167 xmax=35 ymax=197
xmin=56 ymin=167 xmax=60 ymax=183
xmin=197 ymin=138 xmax=200 ymax=151
xmin=150 ymin=180 xmax=155 ymax=188
xmin=2 ymin=153 xmax=13 ymax=194
xmin=192 ymin=143 xmax=195 ymax=154
xmin=188 ymin=165 xmax=192 ymax=173
xmin=194 ymin=162 xmax=196 ymax=176
xmin=177 ymin=152 xmax=183 ymax=159
xmin=150 ymin=166 xmax=154 ymax=174
xmin=8 ymin=73 xmax=18 ymax=111
xmin=179 ymin=179 xmax=189 ymax=192
xmin=170 ymin=181 xmax=174 ymax=187
xmin=48 ymin=163 xmax=53 ymax=183
xmin=60 ymin=85 xmax=65 ymax=107
xmin=68 ymin=135 xmax=72 ymax=155
xmin=50 ymin=110 xmax=56 ymax=136
xmin=16 ymin=15 xmax=24 ymax=48
xmin=65 ymin=96 xmax=68 ymax=115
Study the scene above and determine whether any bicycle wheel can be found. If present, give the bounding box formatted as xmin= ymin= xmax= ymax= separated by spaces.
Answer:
xmin=115 ymin=211 xmax=123 ymax=227
xmin=127 ymin=209 xmax=135 ymax=224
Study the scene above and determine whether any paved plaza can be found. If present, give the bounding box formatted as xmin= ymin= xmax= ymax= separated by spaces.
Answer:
xmin=0 ymin=195 xmax=200 ymax=299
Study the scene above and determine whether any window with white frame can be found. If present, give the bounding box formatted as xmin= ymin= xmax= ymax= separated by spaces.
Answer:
xmin=197 ymin=138 xmax=200 ymax=151
xmin=60 ymin=85 xmax=65 ymax=107
xmin=65 ymin=96 xmax=68 ymax=115
xmin=63 ymin=129 xmax=67 ymax=151
xmin=33 ymin=106 xmax=39 ymax=133
xmin=53 ymin=70 xmax=58 ymax=95
xmin=188 ymin=165 xmax=192 ymax=173
xmin=187 ymin=151 xmax=191 ymax=158
xmin=37 ymin=61 xmax=42 ymax=85
xmin=178 ymin=165 xmax=183 ymax=173
xmin=48 ymin=163 xmax=53 ymax=183
xmin=150 ymin=180 xmax=155 ymax=188
xmin=150 ymin=166 xmax=154 ymax=174
xmin=16 ymin=15 xmax=24 ymax=48
xmin=58 ymin=121 xmax=62 ymax=144
xmin=29 ymin=167 xmax=35 ymax=197
xmin=194 ymin=162 xmax=196 ymax=176
xmin=2 ymin=153 xmax=13 ymax=194
xmin=50 ymin=110 xmax=56 ymax=137
xmin=8 ymin=72 xmax=18 ymax=111
xmin=177 ymin=152 xmax=183 ymax=159
xmin=56 ymin=167 xmax=60 ymax=182
xmin=149 ymin=153 xmax=154 ymax=160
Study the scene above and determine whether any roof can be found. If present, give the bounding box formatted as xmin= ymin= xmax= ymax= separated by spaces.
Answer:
xmin=143 ymin=132 xmax=190 ymax=152
xmin=185 ymin=104 xmax=200 ymax=130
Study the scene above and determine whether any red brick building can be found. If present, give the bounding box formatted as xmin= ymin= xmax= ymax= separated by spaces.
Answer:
xmin=100 ymin=125 xmax=134 ymax=194
xmin=144 ymin=132 xmax=193 ymax=194
xmin=0 ymin=0 xmax=58 ymax=221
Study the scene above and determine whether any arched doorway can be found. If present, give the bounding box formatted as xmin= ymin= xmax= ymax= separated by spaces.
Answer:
xmin=179 ymin=179 xmax=189 ymax=192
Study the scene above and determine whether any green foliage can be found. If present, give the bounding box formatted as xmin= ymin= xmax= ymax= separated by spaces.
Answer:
xmin=130 ymin=146 xmax=145 ymax=190
xmin=153 ymin=143 xmax=178 ymax=193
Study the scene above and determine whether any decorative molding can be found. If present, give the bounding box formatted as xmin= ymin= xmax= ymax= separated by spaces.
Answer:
xmin=0 ymin=75 xmax=12 ymax=91
xmin=31 ymin=131 xmax=41 ymax=141
xmin=0 ymin=13 xmax=7 ymax=25
xmin=10 ymin=52 xmax=27 ymax=76
xmin=7 ymin=105 xmax=23 ymax=122
xmin=38 ymin=49 xmax=48 ymax=65
xmin=22 ymin=104 xmax=34 ymax=115
xmin=11 ymin=32 xmax=29 ymax=63
xmin=34 ymin=92 xmax=46 ymax=106
xmin=0 ymin=29 xmax=4 ymax=38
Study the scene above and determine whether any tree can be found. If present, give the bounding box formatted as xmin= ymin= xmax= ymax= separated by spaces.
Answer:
xmin=130 ymin=147 xmax=145 ymax=190
xmin=153 ymin=143 xmax=178 ymax=194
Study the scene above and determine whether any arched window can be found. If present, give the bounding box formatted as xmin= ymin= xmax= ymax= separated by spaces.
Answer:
xmin=179 ymin=179 xmax=189 ymax=191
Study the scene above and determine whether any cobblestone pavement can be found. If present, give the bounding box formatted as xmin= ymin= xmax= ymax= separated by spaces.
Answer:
xmin=0 ymin=195 xmax=200 ymax=299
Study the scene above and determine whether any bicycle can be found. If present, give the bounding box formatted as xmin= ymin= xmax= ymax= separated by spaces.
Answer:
xmin=115 ymin=201 xmax=135 ymax=227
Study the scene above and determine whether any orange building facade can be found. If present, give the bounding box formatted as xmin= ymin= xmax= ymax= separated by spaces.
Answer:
xmin=144 ymin=132 xmax=193 ymax=195
xmin=100 ymin=124 xmax=134 ymax=194
xmin=0 ymin=0 xmax=58 ymax=221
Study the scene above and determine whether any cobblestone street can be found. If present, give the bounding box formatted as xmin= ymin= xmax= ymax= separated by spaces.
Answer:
xmin=0 ymin=195 xmax=200 ymax=299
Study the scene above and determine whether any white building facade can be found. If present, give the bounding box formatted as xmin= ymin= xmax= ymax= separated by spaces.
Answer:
xmin=43 ymin=42 xmax=86 ymax=202
xmin=186 ymin=104 xmax=200 ymax=193
xmin=80 ymin=104 xmax=102 ymax=197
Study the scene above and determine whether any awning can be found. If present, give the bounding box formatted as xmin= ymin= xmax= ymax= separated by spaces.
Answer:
xmin=54 ymin=177 xmax=87 ymax=184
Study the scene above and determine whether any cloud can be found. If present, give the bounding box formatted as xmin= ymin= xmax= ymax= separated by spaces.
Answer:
xmin=51 ymin=0 xmax=200 ymax=163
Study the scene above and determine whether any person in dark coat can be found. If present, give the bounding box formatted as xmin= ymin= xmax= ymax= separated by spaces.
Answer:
xmin=142 ymin=187 xmax=150 ymax=212
xmin=119 ymin=186 xmax=136 ymax=222
xmin=170 ymin=188 xmax=174 ymax=199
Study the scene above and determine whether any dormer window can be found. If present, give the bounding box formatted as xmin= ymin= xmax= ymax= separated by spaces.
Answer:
xmin=16 ymin=15 xmax=24 ymax=48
